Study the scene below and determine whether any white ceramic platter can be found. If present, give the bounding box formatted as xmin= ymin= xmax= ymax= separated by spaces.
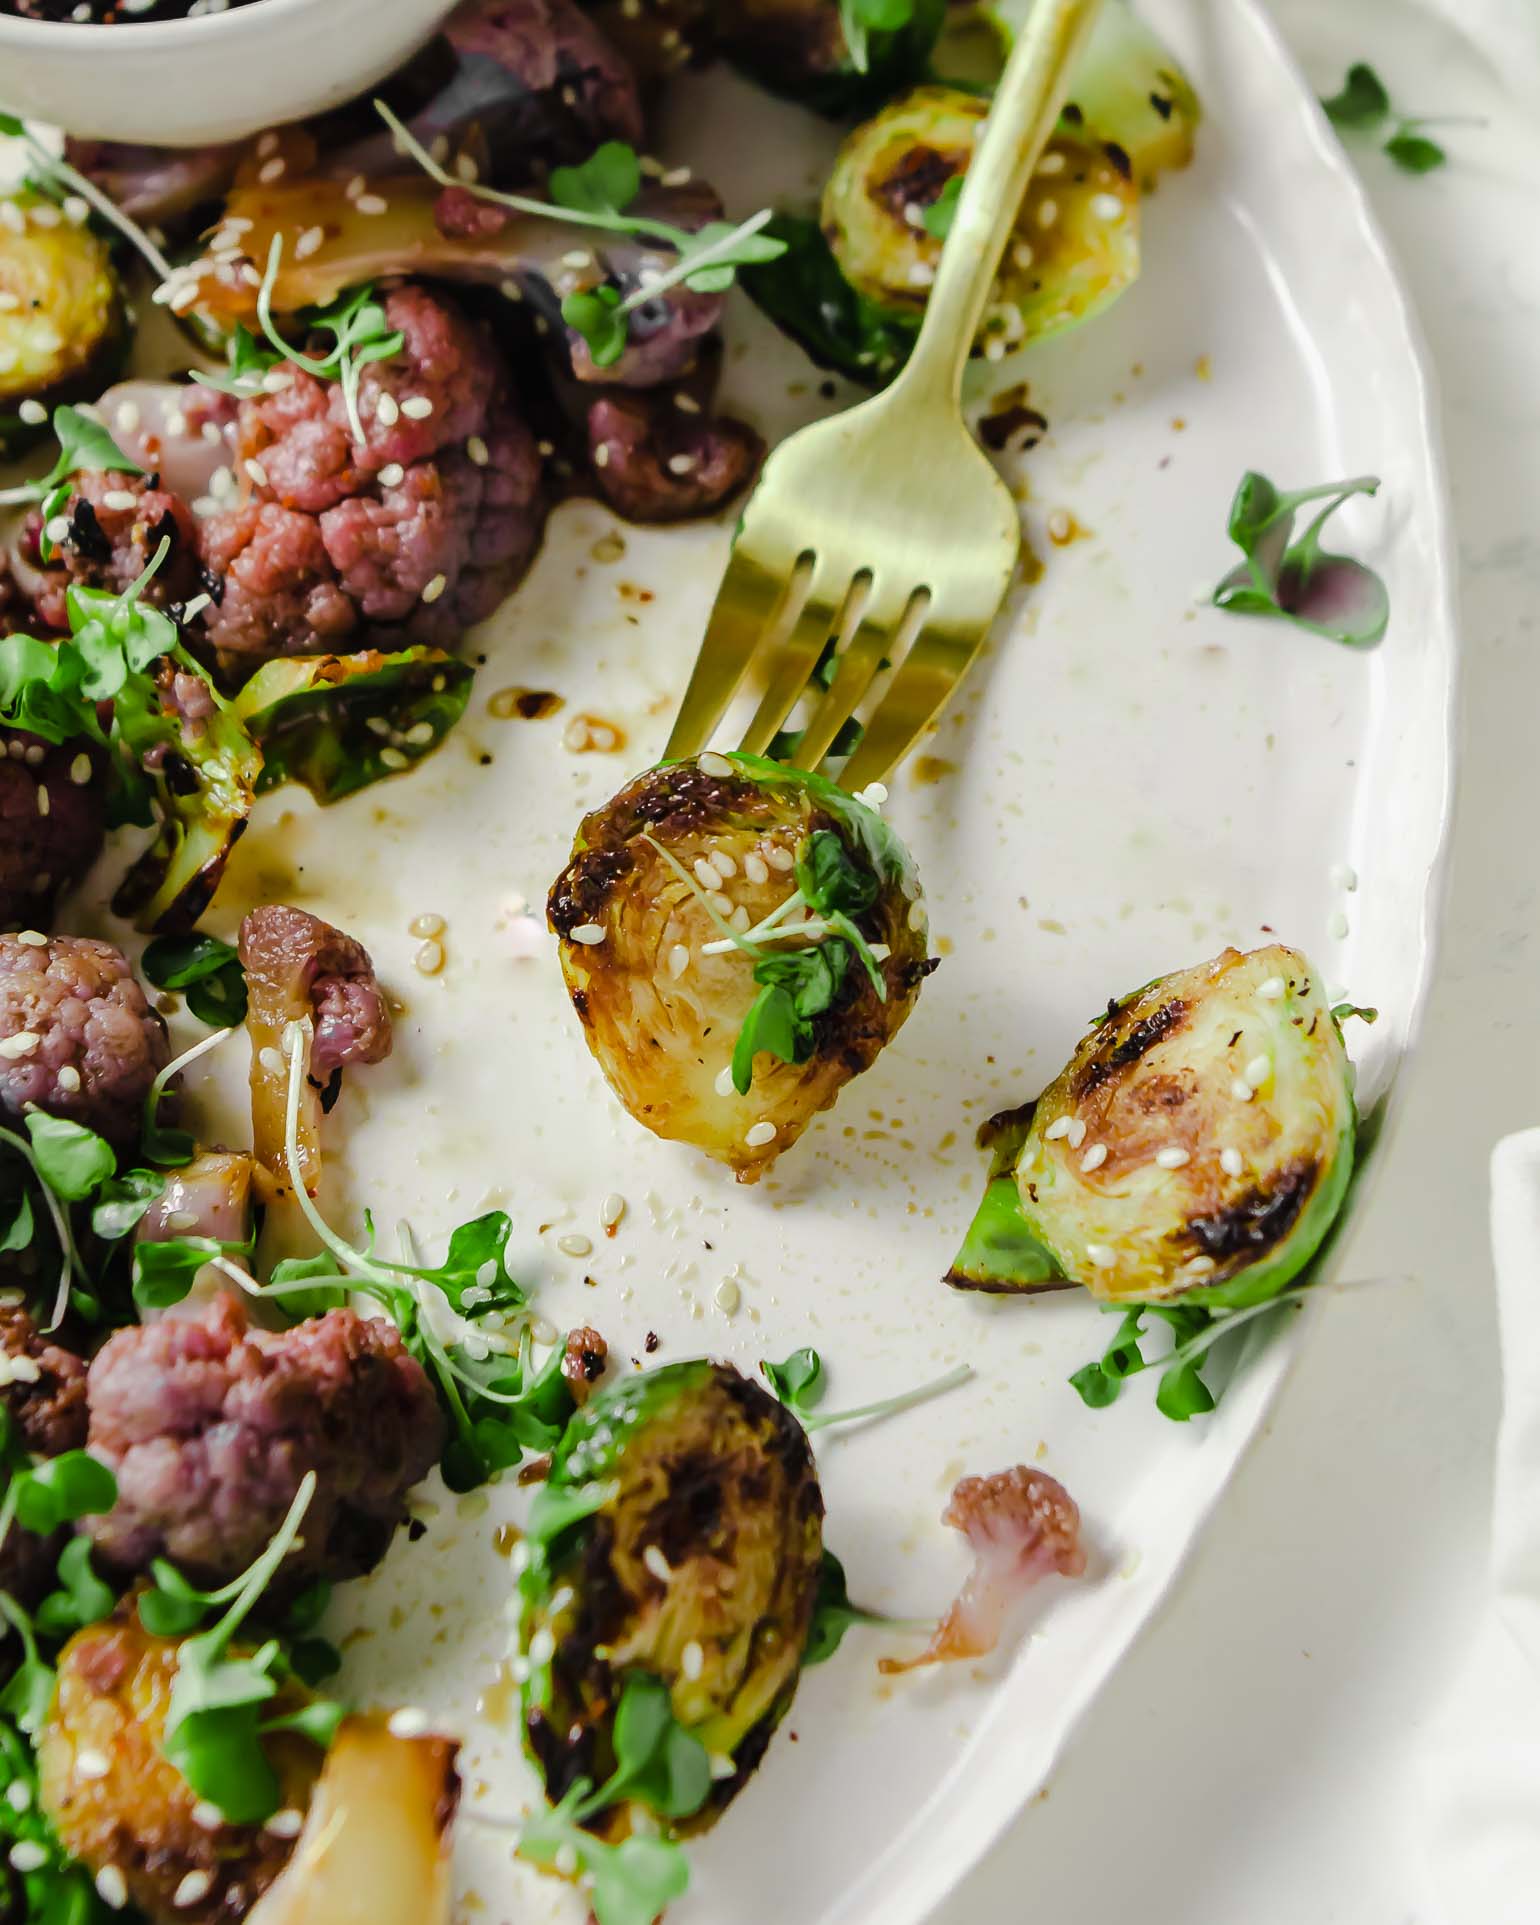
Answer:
xmin=37 ymin=0 xmax=1457 ymax=1919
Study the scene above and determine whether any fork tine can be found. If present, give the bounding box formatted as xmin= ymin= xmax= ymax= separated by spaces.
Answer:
xmin=794 ymin=595 xmax=906 ymax=773
xmin=837 ymin=618 xmax=983 ymax=792
xmin=663 ymin=550 xmax=796 ymax=761
xmin=736 ymin=562 xmax=850 ymax=758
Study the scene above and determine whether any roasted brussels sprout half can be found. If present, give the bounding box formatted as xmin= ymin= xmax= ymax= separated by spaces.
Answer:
xmin=1061 ymin=0 xmax=1202 ymax=189
xmin=822 ymin=87 xmax=1140 ymax=358
xmin=548 ymin=753 xmax=932 ymax=1180
xmin=950 ymin=945 xmax=1357 ymax=1309
xmin=0 ymin=193 xmax=127 ymax=462
xmin=516 ymin=1359 xmax=824 ymax=1831
xmin=718 ymin=0 xmax=947 ymax=115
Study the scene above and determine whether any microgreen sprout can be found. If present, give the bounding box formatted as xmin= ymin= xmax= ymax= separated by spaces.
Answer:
xmin=142 ymin=933 xmax=248 ymax=1028
xmin=142 ymin=1023 xmax=237 ymax=1169
xmin=192 ymin=235 xmax=405 ymax=448
xmin=803 ymin=1549 xmax=928 ymax=1666
xmin=1069 ymin=1289 xmax=1318 ymax=1420
xmin=1320 ymin=62 xmax=1478 ymax=174
xmin=0 ymin=405 xmax=144 ymax=559
xmin=839 ymin=0 xmax=919 ymax=74
xmin=374 ymin=102 xmax=785 ymax=369
xmin=1211 ymin=470 xmax=1389 ymax=647
xmin=0 ymin=111 xmax=177 ymax=282
xmin=467 ymin=1671 xmax=703 ymax=1925
xmin=760 ymin=1345 xmax=972 ymax=1434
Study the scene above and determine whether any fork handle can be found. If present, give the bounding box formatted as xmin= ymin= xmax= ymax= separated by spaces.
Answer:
xmin=893 ymin=0 xmax=1104 ymax=410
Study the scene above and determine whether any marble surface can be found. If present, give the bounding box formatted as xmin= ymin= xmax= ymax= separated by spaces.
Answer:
xmin=933 ymin=3 xmax=1540 ymax=1920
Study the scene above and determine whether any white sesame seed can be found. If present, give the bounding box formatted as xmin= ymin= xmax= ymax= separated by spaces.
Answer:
xmin=102 ymin=489 xmax=138 ymax=512
xmin=714 ymin=1066 xmax=736 ymax=1098
xmin=1085 ymin=1244 xmax=1116 ymax=1269
xmin=1066 ymin=1117 xmax=1088 ymax=1149
xmin=95 ymin=1865 xmax=128 ymax=1909
xmin=243 ymin=459 xmax=268 ymax=489
xmin=1090 ymin=192 xmax=1125 ymax=220
xmin=1036 ymin=149 xmax=1066 ymax=175
xmin=377 ymin=462 xmax=405 ymax=489
xmin=569 ymin=923 xmax=606 ymax=945
xmin=34 ymin=784 xmax=48 ymax=818
xmin=1155 ymin=1147 xmax=1191 ymax=1170
xmin=558 ymin=1234 xmax=592 ymax=1258
xmin=75 ymin=1748 xmax=110 ymax=1781
xmin=4 ymin=1781 xmax=29 ymax=1813
xmin=706 ymin=892 xmax=731 ymax=916
xmin=711 ymin=850 xmax=738 ymax=879
xmin=454 ymin=153 xmax=480 ymax=184
xmin=421 ymin=573 xmax=447 ymax=605
xmin=1080 ymin=1143 xmax=1108 ymax=1173
xmin=192 ymin=1801 xmax=224 ymax=1831
xmin=697 ymin=751 xmax=733 ymax=777
xmin=1230 ymin=1078 xmax=1256 ymax=1102
xmin=23 ymin=745 xmax=42 ymax=766
xmin=257 ymin=158 xmax=286 ymax=185
xmin=10 ymin=1843 xmax=47 ymax=1873
xmin=1331 ymin=862 xmax=1359 ymax=892
xmin=692 ymin=857 xmax=721 ymax=889
xmin=0 ymin=1033 xmax=40 ymax=1060
xmin=745 ymin=1121 xmax=777 ymax=1148
xmin=667 ymin=943 xmax=689 ymax=979
xmin=600 ymin=1193 xmax=626 ymax=1230
xmin=174 ymin=1871 xmax=213 ymax=1908
xmin=8 ymin=1357 xmax=38 ymax=1385
xmin=62 ymin=196 xmax=90 ymax=226
xmin=554 ymin=1843 xmax=579 ymax=1877
xmin=766 ymin=846 xmax=795 ymax=872
xmin=466 ymin=435 xmax=489 ymax=466
xmin=113 ymin=400 xmax=142 ymax=434
xmin=354 ymin=193 xmax=389 ymax=216
xmin=378 ymin=746 xmax=409 ymax=771
xmin=1328 ymin=910 xmax=1350 ymax=939
xmin=709 ymin=1752 xmax=735 ymax=1781
xmin=855 ymin=781 xmax=889 ymax=808
xmin=401 ymin=396 xmax=435 ymax=420
xmin=16 ymin=930 xmax=46 ymax=946
xmin=1044 ymin=1115 xmax=1072 ymax=1141
xmin=264 ymin=1809 xmax=305 ymax=1839
xmin=375 ymin=390 xmax=400 ymax=426
xmin=388 ymin=1706 xmax=431 ymax=1740
xmin=57 ymin=1066 xmax=81 ymax=1093
xmin=682 ymin=1639 xmax=704 ymax=1680
xmin=18 ymin=399 xmax=46 ymax=427
xmin=1244 ymin=1054 xmax=1271 ymax=1088
xmin=44 ymin=516 xmax=71 ymax=547
xmin=643 ymin=1545 xmax=672 ymax=1583
xmin=1220 ymin=1148 xmax=1244 ymax=1178
xmin=667 ymin=452 xmax=696 ymax=475
xmin=1036 ymin=198 xmax=1060 ymax=229
xmin=743 ymin=853 xmax=769 ymax=885
xmin=1185 ymin=1255 xmax=1216 ymax=1276
xmin=1256 ymin=976 xmax=1286 ymax=1000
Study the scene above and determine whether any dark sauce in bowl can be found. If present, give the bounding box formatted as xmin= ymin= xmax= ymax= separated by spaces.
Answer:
xmin=3 ymin=0 xmax=262 ymax=19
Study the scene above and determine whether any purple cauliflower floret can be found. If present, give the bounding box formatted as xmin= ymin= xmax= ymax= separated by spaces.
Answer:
xmin=0 ymin=732 xmax=107 ymax=931
xmin=238 ymin=904 xmax=392 ymax=1079
xmin=196 ymin=284 xmax=544 ymax=666
xmin=0 ymin=934 xmax=168 ymax=1148
xmin=84 ymin=1293 xmax=444 ymax=1593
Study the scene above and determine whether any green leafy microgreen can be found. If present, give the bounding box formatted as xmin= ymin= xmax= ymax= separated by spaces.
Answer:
xmin=1068 ymin=1290 xmax=1311 ymax=1420
xmin=0 ymin=1123 xmax=95 ymax=1329
xmin=920 ymin=175 xmax=964 ymax=240
xmin=35 ymin=1537 xmax=116 ymax=1641
xmin=90 ymin=1167 xmax=168 ymax=1243
xmin=142 ymin=934 xmax=249 ymax=1028
xmin=132 ymin=1235 xmax=254 ymax=1312
xmin=1331 ymin=1002 xmax=1379 ymax=1026
xmin=161 ymin=1472 xmax=346 ymax=1822
xmin=759 ymin=1347 xmax=825 ymax=1417
xmin=375 ymin=101 xmax=784 ymax=370
xmin=0 ymin=1452 xmax=117 ymax=1569
xmin=22 ymin=1112 xmax=115 ymax=1202
xmin=0 ymin=1596 xmax=56 ymax=1739
xmin=759 ymin=1345 xmax=971 ymax=1434
xmin=0 ymin=404 xmax=144 ymax=516
xmin=1319 ymin=62 xmax=1459 ymax=174
xmin=802 ymin=1549 xmax=929 ymax=1666
xmin=1212 ymin=470 xmax=1389 ymax=647
xmin=839 ymin=0 xmax=918 ymax=73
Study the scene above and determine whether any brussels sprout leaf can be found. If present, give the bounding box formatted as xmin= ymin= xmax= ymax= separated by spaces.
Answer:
xmin=761 ymin=1347 xmax=825 ymax=1416
xmin=741 ymin=215 xmax=919 ymax=388
xmin=1320 ymin=62 xmax=1390 ymax=129
xmin=946 ymin=1104 xmax=1074 ymax=1294
xmin=1212 ymin=470 xmax=1388 ymax=646
xmin=35 ymin=1537 xmax=116 ymax=1640
xmin=143 ymin=933 xmax=248 ymax=1027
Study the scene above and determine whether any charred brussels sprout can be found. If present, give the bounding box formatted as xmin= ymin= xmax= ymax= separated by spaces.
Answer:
xmin=822 ymin=87 xmax=1140 ymax=357
xmin=516 ymin=1359 xmax=824 ymax=1831
xmin=0 ymin=194 xmax=127 ymax=461
xmin=953 ymin=945 xmax=1357 ymax=1309
xmin=1061 ymin=0 xmax=1202 ymax=189
xmin=718 ymin=0 xmax=947 ymax=116
xmin=548 ymin=753 xmax=931 ymax=1179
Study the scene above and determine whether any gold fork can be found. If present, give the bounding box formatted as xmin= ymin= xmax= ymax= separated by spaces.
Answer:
xmin=664 ymin=0 xmax=1103 ymax=790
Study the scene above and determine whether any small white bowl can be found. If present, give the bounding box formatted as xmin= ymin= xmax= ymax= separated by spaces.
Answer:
xmin=0 ymin=0 xmax=458 ymax=148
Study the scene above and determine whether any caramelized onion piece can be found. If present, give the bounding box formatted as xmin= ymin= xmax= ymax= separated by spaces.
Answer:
xmin=246 ymin=1715 xmax=460 ymax=1925
xmin=880 ymin=1466 xmax=1085 ymax=1674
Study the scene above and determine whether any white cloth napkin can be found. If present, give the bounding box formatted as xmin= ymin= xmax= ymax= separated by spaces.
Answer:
xmin=1419 ymin=1128 xmax=1540 ymax=1921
